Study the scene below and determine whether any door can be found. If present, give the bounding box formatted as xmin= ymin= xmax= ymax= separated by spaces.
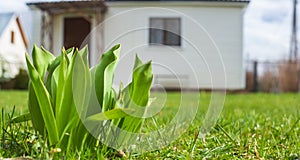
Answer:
xmin=64 ymin=17 xmax=91 ymax=49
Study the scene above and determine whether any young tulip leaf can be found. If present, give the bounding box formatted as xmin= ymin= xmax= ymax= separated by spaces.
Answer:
xmin=85 ymin=108 xmax=135 ymax=122
xmin=25 ymin=52 xmax=59 ymax=145
xmin=11 ymin=113 xmax=31 ymax=123
xmin=32 ymin=45 xmax=55 ymax=79
xmin=28 ymin=84 xmax=45 ymax=134
xmin=25 ymin=44 xmax=153 ymax=152
xmin=95 ymin=44 xmax=120 ymax=112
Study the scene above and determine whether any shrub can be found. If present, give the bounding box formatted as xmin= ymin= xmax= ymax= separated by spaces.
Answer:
xmin=259 ymin=69 xmax=278 ymax=93
xmin=245 ymin=71 xmax=254 ymax=92
xmin=0 ymin=69 xmax=29 ymax=90
xmin=14 ymin=69 xmax=29 ymax=90
xmin=278 ymin=61 xmax=299 ymax=92
xmin=0 ymin=79 xmax=15 ymax=89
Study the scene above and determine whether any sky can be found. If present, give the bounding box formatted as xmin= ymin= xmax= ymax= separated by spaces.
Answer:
xmin=0 ymin=0 xmax=296 ymax=62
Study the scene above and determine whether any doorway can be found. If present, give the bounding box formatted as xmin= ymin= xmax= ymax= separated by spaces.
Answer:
xmin=63 ymin=17 xmax=91 ymax=49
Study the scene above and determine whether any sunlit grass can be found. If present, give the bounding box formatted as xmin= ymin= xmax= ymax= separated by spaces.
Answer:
xmin=0 ymin=90 xmax=28 ymax=113
xmin=0 ymin=91 xmax=299 ymax=159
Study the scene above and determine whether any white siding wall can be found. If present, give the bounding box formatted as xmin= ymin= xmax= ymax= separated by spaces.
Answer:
xmin=52 ymin=14 xmax=64 ymax=56
xmin=29 ymin=10 xmax=42 ymax=50
xmin=103 ymin=2 xmax=247 ymax=89
xmin=0 ymin=16 xmax=27 ymax=78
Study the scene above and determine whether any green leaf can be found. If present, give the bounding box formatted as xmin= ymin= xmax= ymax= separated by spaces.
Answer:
xmin=78 ymin=46 xmax=89 ymax=67
xmin=130 ymin=61 xmax=153 ymax=107
xmin=85 ymin=108 xmax=135 ymax=122
xmin=95 ymin=44 xmax=121 ymax=112
xmin=115 ymin=58 xmax=153 ymax=146
xmin=45 ymin=56 xmax=61 ymax=108
xmin=25 ymin=52 xmax=59 ymax=145
xmin=32 ymin=45 xmax=55 ymax=79
xmin=133 ymin=54 xmax=143 ymax=70
xmin=28 ymin=83 xmax=46 ymax=135
xmin=55 ymin=50 xmax=68 ymax=118
xmin=47 ymin=48 xmax=75 ymax=113
xmin=86 ymin=67 xmax=102 ymax=117
xmin=55 ymin=50 xmax=79 ymax=138
xmin=73 ymin=47 xmax=91 ymax=120
xmin=11 ymin=113 xmax=31 ymax=123
xmin=25 ymin=44 xmax=154 ymax=151
xmin=65 ymin=47 xmax=75 ymax=61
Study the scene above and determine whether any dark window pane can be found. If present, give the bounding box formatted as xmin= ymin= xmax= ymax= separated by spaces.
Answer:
xmin=165 ymin=31 xmax=181 ymax=46
xmin=149 ymin=17 xmax=181 ymax=46
xmin=150 ymin=28 xmax=164 ymax=44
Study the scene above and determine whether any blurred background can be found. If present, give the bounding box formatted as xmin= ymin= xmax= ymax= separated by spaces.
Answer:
xmin=1 ymin=0 xmax=300 ymax=92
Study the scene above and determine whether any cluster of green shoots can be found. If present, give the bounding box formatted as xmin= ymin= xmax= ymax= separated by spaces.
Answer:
xmin=12 ymin=44 xmax=153 ymax=153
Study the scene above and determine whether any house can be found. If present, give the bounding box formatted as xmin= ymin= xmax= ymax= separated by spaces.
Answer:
xmin=27 ymin=0 xmax=249 ymax=90
xmin=0 ymin=13 xmax=28 ymax=80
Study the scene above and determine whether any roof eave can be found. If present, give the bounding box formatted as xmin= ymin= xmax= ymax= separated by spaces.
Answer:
xmin=26 ymin=1 xmax=107 ymax=14
xmin=105 ymin=1 xmax=249 ymax=8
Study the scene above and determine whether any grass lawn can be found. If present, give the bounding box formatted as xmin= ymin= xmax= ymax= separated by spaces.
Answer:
xmin=0 ymin=90 xmax=28 ymax=113
xmin=0 ymin=90 xmax=299 ymax=159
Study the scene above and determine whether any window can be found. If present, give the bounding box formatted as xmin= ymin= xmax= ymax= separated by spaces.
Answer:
xmin=11 ymin=31 xmax=14 ymax=44
xmin=149 ymin=17 xmax=181 ymax=46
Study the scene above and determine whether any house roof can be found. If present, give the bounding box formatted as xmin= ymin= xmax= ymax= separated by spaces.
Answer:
xmin=105 ymin=0 xmax=249 ymax=2
xmin=0 ymin=13 xmax=14 ymax=37
xmin=0 ymin=13 xmax=28 ymax=48
xmin=28 ymin=0 xmax=249 ymax=2
xmin=27 ymin=0 xmax=107 ymax=14
xmin=27 ymin=0 xmax=249 ymax=13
